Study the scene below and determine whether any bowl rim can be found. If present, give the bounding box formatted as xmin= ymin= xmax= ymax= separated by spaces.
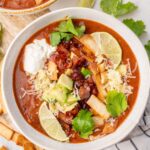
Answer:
xmin=2 ymin=7 xmax=150 ymax=150
xmin=0 ymin=0 xmax=56 ymax=15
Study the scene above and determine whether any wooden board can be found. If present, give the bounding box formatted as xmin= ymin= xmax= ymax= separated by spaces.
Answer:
xmin=0 ymin=10 xmax=49 ymax=53
xmin=0 ymin=9 xmax=50 ymax=150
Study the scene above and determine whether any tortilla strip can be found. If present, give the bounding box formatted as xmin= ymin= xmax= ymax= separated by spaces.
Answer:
xmin=12 ymin=132 xmax=27 ymax=146
xmin=23 ymin=142 xmax=35 ymax=150
xmin=0 ymin=122 xmax=14 ymax=140
xmin=12 ymin=132 xmax=37 ymax=149
xmin=0 ymin=146 xmax=7 ymax=150
xmin=72 ymin=37 xmax=95 ymax=62
xmin=89 ymin=62 xmax=105 ymax=102
xmin=0 ymin=117 xmax=38 ymax=149
xmin=72 ymin=37 xmax=105 ymax=101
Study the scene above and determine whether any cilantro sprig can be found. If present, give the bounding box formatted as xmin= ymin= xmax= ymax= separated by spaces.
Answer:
xmin=123 ymin=19 xmax=146 ymax=36
xmin=100 ymin=0 xmax=137 ymax=17
xmin=145 ymin=40 xmax=150 ymax=60
xmin=72 ymin=109 xmax=94 ymax=139
xmin=106 ymin=90 xmax=128 ymax=117
xmin=50 ymin=18 xmax=86 ymax=46
xmin=81 ymin=67 xmax=92 ymax=78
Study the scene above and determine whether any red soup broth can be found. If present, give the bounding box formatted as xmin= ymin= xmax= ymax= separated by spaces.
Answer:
xmin=13 ymin=19 xmax=140 ymax=143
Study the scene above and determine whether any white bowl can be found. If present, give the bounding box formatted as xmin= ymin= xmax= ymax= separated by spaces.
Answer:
xmin=2 ymin=8 xmax=150 ymax=150
xmin=0 ymin=0 xmax=56 ymax=15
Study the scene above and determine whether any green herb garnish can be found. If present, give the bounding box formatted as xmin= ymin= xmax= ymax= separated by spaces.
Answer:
xmin=123 ymin=19 xmax=145 ymax=36
xmin=75 ymin=25 xmax=86 ymax=37
xmin=100 ymin=0 xmax=137 ymax=17
xmin=50 ymin=32 xmax=61 ymax=46
xmin=81 ymin=67 xmax=92 ymax=78
xmin=145 ymin=40 xmax=150 ymax=60
xmin=50 ymin=18 xmax=86 ymax=46
xmin=116 ymin=2 xmax=137 ymax=17
xmin=72 ymin=109 xmax=94 ymax=139
xmin=60 ymin=33 xmax=74 ymax=41
xmin=79 ymin=0 xmax=95 ymax=8
xmin=106 ymin=90 xmax=128 ymax=117
xmin=66 ymin=19 xmax=78 ymax=36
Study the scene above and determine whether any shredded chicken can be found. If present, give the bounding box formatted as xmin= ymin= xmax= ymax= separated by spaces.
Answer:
xmin=89 ymin=63 xmax=106 ymax=102
xmin=72 ymin=37 xmax=95 ymax=62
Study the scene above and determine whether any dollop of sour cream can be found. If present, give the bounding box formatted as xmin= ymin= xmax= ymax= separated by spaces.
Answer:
xmin=24 ymin=39 xmax=56 ymax=75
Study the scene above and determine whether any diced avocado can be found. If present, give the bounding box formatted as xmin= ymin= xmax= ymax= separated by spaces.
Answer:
xmin=42 ymin=85 xmax=68 ymax=103
xmin=67 ymin=93 xmax=79 ymax=104
xmin=64 ymin=102 xmax=78 ymax=112
xmin=42 ymin=89 xmax=56 ymax=103
xmin=52 ymin=85 xmax=68 ymax=103
xmin=58 ymin=74 xmax=73 ymax=90
xmin=55 ymin=102 xmax=78 ymax=113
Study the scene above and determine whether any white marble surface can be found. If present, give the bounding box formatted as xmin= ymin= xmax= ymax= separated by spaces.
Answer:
xmin=50 ymin=0 xmax=150 ymax=45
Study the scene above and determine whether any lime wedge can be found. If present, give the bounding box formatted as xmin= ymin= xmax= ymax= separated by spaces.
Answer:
xmin=91 ymin=32 xmax=122 ymax=68
xmin=39 ymin=102 xmax=69 ymax=141
xmin=79 ymin=0 xmax=95 ymax=8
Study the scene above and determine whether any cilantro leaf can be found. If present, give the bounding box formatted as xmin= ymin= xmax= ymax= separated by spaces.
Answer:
xmin=75 ymin=25 xmax=86 ymax=36
xmin=81 ymin=67 xmax=92 ymax=78
xmin=57 ymin=19 xmax=80 ymax=36
xmin=145 ymin=40 xmax=150 ymax=60
xmin=72 ymin=109 xmax=94 ymax=139
xmin=100 ymin=0 xmax=137 ymax=17
xmin=100 ymin=0 xmax=121 ymax=16
xmin=66 ymin=19 xmax=78 ymax=36
xmin=60 ymin=33 xmax=73 ymax=41
xmin=50 ymin=18 xmax=86 ymax=46
xmin=58 ymin=20 xmax=86 ymax=37
xmin=50 ymin=32 xmax=61 ymax=46
xmin=106 ymin=90 xmax=128 ymax=117
xmin=57 ymin=21 xmax=68 ymax=32
xmin=51 ymin=32 xmax=74 ymax=46
xmin=123 ymin=19 xmax=145 ymax=36
xmin=116 ymin=2 xmax=137 ymax=17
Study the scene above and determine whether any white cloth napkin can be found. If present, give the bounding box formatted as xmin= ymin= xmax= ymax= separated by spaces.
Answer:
xmin=105 ymin=94 xmax=150 ymax=150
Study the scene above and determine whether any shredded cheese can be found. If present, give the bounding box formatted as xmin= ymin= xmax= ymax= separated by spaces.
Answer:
xmin=107 ymin=118 xmax=116 ymax=126
xmin=20 ymin=87 xmax=38 ymax=99
xmin=73 ymin=84 xmax=80 ymax=99
xmin=102 ymin=57 xmax=135 ymax=97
